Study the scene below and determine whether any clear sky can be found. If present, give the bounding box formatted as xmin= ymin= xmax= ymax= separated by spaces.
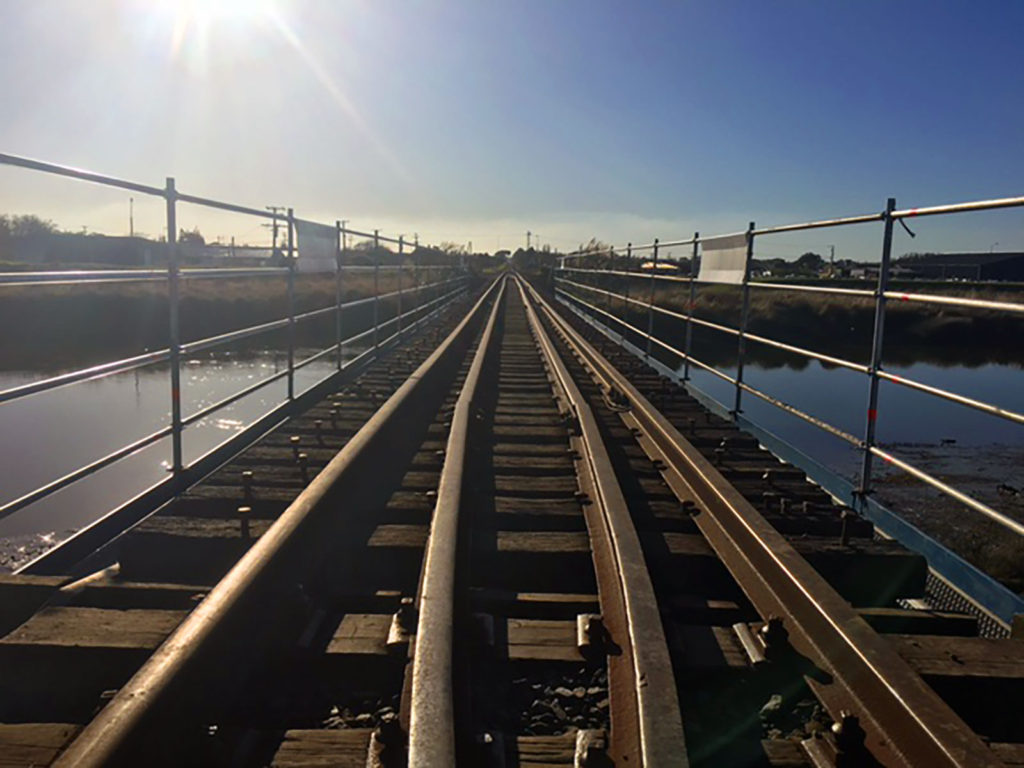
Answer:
xmin=1 ymin=0 xmax=1021 ymax=259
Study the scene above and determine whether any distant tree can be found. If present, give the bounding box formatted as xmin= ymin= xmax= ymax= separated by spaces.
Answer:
xmin=179 ymin=226 xmax=205 ymax=246
xmin=1 ymin=213 xmax=58 ymax=238
xmin=795 ymin=252 xmax=825 ymax=272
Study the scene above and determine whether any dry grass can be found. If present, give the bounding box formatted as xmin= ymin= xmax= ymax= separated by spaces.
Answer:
xmin=0 ymin=268 xmax=458 ymax=371
xmin=577 ymin=275 xmax=1024 ymax=367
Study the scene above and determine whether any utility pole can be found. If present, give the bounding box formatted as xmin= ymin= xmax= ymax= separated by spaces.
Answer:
xmin=526 ymin=230 xmax=531 ymax=249
xmin=129 ymin=197 xmax=134 ymax=238
xmin=264 ymin=205 xmax=287 ymax=255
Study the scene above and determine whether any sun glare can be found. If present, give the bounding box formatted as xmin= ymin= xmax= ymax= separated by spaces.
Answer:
xmin=169 ymin=0 xmax=271 ymax=25
xmin=158 ymin=0 xmax=273 ymax=56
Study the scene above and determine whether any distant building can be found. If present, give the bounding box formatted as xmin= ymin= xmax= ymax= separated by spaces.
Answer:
xmin=899 ymin=252 xmax=1024 ymax=281
xmin=4 ymin=232 xmax=273 ymax=268
xmin=7 ymin=232 xmax=161 ymax=266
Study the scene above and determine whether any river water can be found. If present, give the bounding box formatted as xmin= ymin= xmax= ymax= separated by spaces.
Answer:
xmin=683 ymin=359 xmax=1024 ymax=480
xmin=0 ymin=351 xmax=339 ymax=551
xmin=1 ymin=345 xmax=1022 ymax=568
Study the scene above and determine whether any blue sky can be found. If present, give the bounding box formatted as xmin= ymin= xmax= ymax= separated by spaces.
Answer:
xmin=1 ymin=0 xmax=1021 ymax=258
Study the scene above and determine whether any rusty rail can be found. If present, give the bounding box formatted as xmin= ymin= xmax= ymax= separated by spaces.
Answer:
xmin=519 ymin=276 xmax=687 ymax=766
xmin=51 ymin=277 xmax=502 ymax=768
xmin=407 ymin=277 xmax=507 ymax=766
xmin=530 ymin=278 xmax=1003 ymax=767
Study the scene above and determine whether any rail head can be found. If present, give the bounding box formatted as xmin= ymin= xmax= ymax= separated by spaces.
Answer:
xmin=52 ymin=276 xmax=502 ymax=768
xmin=407 ymin=277 xmax=506 ymax=767
xmin=529 ymin=277 xmax=1004 ymax=768
xmin=517 ymin=274 xmax=687 ymax=767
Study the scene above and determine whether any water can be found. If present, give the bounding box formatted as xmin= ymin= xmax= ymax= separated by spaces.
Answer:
xmin=0 ymin=350 xmax=341 ymax=541
xmin=2 ymin=342 xmax=1022 ymax=565
xmin=683 ymin=358 xmax=1024 ymax=482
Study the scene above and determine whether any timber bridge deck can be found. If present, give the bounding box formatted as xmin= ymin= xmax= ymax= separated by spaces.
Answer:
xmin=0 ymin=274 xmax=1021 ymax=767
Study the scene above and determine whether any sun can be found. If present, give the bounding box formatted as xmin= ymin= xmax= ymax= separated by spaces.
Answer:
xmin=153 ymin=0 xmax=275 ymax=61
xmin=166 ymin=0 xmax=271 ymax=26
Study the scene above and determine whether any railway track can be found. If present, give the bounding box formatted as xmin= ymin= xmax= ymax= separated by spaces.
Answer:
xmin=0 ymin=273 xmax=1021 ymax=766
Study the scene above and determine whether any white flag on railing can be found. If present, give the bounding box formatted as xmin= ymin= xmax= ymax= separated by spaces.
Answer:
xmin=698 ymin=233 xmax=749 ymax=284
xmin=295 ymin=220 xmax=338 ymax=273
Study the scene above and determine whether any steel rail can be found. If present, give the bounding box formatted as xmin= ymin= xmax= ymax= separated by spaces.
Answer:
xmin=533 ymin=281 xmax=1004 ymax=768
xmin=18 ymin=288 xmax=463 ymax=576
xmin=2 ymin=284 xmax=469 ymax=523
xmin=520 ymin=276 xmax=687 ymax=766
xmin=408 ymin=277 xmax=506 ymax=767
xmin=558 ymin=284 xmax=1024 ymax=541
xmin=52 ymin=277 xmax=499 ymax=768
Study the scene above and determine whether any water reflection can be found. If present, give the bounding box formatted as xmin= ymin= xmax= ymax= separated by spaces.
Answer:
xmin=2 ymin=338 xmax=1021 ymax=568
xmin=680 ymin=358 xmax=1024 ymax=482
xmin=0 ymin=349 xmax=342 ymax=541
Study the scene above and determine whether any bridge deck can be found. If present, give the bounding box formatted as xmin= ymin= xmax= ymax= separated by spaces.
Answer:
xmin=0 ymin=275 xmax=1018 ymax=767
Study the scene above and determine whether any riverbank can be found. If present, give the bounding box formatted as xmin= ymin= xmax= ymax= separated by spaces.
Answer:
xmin=574 ymin=276 xmax=1024 ymax=367
xmin=0 ymin=529 xmax=76 ymax=572
xmin=0 ymin=270 xmax=458 ymax=371
xmin=874 ymin=443 xmax=1024 ymax=595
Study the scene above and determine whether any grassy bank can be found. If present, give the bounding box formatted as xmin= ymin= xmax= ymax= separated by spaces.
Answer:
xmin=573 ymin=275 xmax=1024 ymax=368
xmin=0 ymin=269 xmax=462 ymax=371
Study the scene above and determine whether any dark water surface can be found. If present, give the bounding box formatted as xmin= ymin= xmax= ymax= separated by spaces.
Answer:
xmin=0 ymin=351 xmax=339 ymax=541
xmin=683 ymin=358 xmax=1024 ymax=482
xmin=1 ymin=343 xmax=1022 ymax=565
